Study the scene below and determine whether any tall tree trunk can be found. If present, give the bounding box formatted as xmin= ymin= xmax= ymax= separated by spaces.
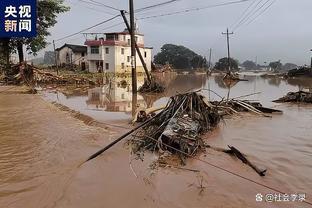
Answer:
xmin=0 ymin=38 xmax=10 ymax=67
xmin=5 ymin=39 xmax=10 ymax=66
xmin=17 ymin=42 xmax=24 ymax=63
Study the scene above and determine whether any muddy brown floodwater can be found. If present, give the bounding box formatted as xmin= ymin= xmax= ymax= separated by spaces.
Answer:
xmin=1 ymin=73 xmax=312 ymax=208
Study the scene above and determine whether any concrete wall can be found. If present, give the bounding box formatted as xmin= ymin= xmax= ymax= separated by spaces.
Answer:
xmin=117 ymin=34 xmax=144 ymax=46
xmin=103 ymin=46 xmax=116 ymax=72
xmin=114 ymin=46 xmax=152 ymax=73
xmin=57 ymin=46 xmax=86 ymax=66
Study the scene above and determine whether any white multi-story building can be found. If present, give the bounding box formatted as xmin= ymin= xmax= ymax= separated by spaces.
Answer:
xmin=84 ymin=30 xmax=152 ymax=73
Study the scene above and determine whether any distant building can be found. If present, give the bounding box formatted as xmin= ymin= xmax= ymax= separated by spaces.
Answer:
xmin=56 ymin=44 xmax=87 ymax=70
xmin=84 ymin=29 xmax=152 ymax=73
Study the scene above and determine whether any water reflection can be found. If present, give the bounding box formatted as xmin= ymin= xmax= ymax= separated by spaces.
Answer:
xmin=214 ymin=75 xmax=239 ymax=89
xmin=286 ymin=77 xmax=312 ymax=91
xmin=86 ymin=80 xmax=146 ymax=113
xmin=267 ymin=77 xmax=282 ymax=87
xmin=85 ymin=74 xmax=208 ymax=115
xmin=44 ymin=73 xmax=312 ymax=120
xmin=142 ymin=74 xmax=207 ymax=106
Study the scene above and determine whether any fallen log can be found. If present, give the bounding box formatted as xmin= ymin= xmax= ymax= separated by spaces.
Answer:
xmin=226 ymin=145 xmax=267 ymax=176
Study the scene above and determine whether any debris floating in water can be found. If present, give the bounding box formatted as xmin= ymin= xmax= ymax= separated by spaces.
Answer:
xmin=130 ymin=91 xmax=221 ymax=164
xmin=273 ymin=91 xmax=312 ymax=103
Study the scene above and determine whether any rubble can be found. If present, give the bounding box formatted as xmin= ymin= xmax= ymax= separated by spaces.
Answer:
xmin=273 ymin=91 xmax=312 ymax=103
xmin=86 ymin=91 xmax=274 ymax=176
xmin=1 ymin=63 xmax=97 ymax=87
xmin=138 ymin=78 xmax=165 ymax=93
xmin=287 ymin=67 xmax=312 ymax=77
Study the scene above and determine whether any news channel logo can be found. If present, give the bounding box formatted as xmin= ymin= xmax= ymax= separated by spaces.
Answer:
xmin=0 ymin=0 xmax=37 ymax=37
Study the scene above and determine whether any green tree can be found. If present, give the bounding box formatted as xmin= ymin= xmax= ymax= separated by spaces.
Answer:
xmin=154 ymin=44 xmax=206 ymax=70
xmin=282 ymin=63 xmax=298 ymax=71
xmin=10 ymin=0 xmax=69 ymax=63
xmin=191 ymin=55 xmax=207 ymax=69
xmin=214 ymin=57 xmax=239 ymax=71
xmin=269 ymin=61 xmax=282 ymax=71
xmin=242 ymin=60 xmax=257 ymax=70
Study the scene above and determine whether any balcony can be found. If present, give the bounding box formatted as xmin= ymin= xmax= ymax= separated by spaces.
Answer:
xmin=85 ymin=39 xmax=144 ymax=48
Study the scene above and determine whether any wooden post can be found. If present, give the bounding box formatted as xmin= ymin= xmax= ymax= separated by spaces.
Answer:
xmin=310 ymin=49 xmax=312 ymax=68
xmin=222 ymin=28 xmax=234 ymax=73
xmin=53 ymin=40 xmax=58 ymax=75
xmin=208 ymin=48 xmax=212 ymax=69
xmin=120 ymin=10 xmax=151 ymax=83
xmin=129 ymin=0 xmax=137 ymax=94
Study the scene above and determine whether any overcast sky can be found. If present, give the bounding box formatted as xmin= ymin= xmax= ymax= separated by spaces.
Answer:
xmin=38 ymin=0 xmax=312 ymax=66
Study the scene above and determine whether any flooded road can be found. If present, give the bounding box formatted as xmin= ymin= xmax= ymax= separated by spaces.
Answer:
xmin=1 ymin=73 xmax=312 ymax=207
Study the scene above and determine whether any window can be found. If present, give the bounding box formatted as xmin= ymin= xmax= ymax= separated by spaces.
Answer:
xmin=144 ymin=52 xmax=147 ymax=58
xmin=105 ymin=47 xmax=109 ymax=54
xmin=121 ymin=48 xmax=124 ymax=55
xmin=123 ymin=35 xmax=126 ymax=41
xmin=127 ymin=39 xmax=130 ymax=45
xmin=106 ymin=34 xmax=115 ymax=40
xmin=127 ymin=56 xmax=130 ymax=62
xmin=105 ymin=63 xmax=109 ymax=70
xmin=121 ymin=63 xmax=125 ymax=69
xmin=90 ymin=46 xmax=99 ymax=54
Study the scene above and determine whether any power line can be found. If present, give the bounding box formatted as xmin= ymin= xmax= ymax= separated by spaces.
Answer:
xmin=231 ymin=0 xmax=265 ymax=31
xmin=137 ymin=0 xmax=252 ymax=20
xmin=135 ymin=0 xmax=181 ymax=13
xmin=234 ymin=0 xmax=275 ymax=31
xmin=229 ymin=0 xmax=257 ymax=30
xmin=88 ymin=0 xmax=120 ymax=12
xmin=82 ymin=22 xmax=124 ymax=36
xmin=244 ymin=0 xmax=276 ymax=26
xmin=55 ymin=15 xmax=120 ymax=42
xmin=74 ymin=0 xmax=116 ymax=15
xmin=77 ymin=0 xmax=120 ymax=12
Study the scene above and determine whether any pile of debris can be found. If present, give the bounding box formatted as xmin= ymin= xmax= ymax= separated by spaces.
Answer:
xmin=87 ymin=91 xmax=271 ymax=176
xmin=138 ymin=78 xmax=165 ymax=93
xmin=130 ymin=92 xmax=220 ymax=164
xmin=287 ymin=67 xmax=312 ymax=77
xmin=2 ymin=63 xmax=96 ymax=87
xmin=213 ymin=99 xmax=283 ymax=116
xmin=273 ymin=91 xmax=312 ymax=103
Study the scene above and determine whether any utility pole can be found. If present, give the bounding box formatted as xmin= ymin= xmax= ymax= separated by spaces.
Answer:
xmin=222 ymin=28 xmax=234 ymax=73
xmin=208 ymin=48 xmax=212 ymax=69
xmin=129 ymin=0 xmax=137 ymax=94
xmin=310 ymin=49 xmax=312 ymax=68
xmin=53 ymin=40 xmax=58 ymax=75
xmin=120 ymin=10 xmax=151 ymax=83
